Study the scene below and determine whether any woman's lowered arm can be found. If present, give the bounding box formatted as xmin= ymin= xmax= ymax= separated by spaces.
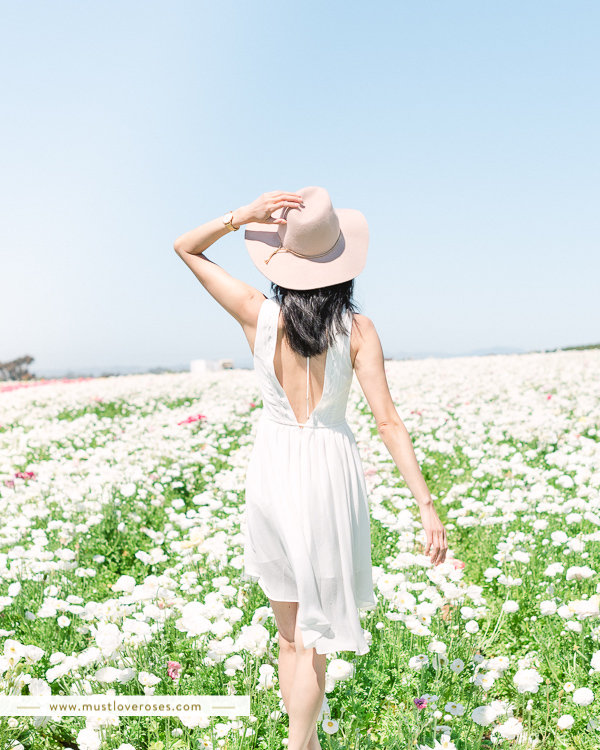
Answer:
xmin=352 ymin=314 xmax=448 ymax=565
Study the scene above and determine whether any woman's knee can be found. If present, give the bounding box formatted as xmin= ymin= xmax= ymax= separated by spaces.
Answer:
xmin=268 ymin=599 xmax=298 ymax=649
xmin=278 ymin=630 xmax=296 ymax=652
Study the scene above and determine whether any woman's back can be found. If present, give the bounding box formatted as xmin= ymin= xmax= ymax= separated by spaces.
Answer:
xmin=253 ymin=296 xmax=355 ymax=430
xmin=272 ymin=313 xmax=329 ymax=426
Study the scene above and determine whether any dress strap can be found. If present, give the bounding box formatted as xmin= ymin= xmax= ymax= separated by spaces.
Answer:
xmin=306 ymin=356 xmax=310 ymax=419
xmin=253 ymin=297 xmax=272 ymax=360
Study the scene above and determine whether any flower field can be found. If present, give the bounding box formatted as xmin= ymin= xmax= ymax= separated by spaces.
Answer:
xmin=1 ymin=349 xmax=600 ymax=750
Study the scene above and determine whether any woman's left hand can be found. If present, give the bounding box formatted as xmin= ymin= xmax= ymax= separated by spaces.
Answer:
xmin=419 ymin=502 xmax=449 ymax=566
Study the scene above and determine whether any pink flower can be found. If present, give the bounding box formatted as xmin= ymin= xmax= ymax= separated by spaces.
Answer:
xmin=167 ymin=661 xmax=182 ymax=680
xmin=414 ymin=697 xmax=427 ymax=710
xmin=451 ymin=558 xmax=465 ymax=570
xmin=177 ymin=413 xmax=206 ymax=426
xmin=15 ymin=471 xmax=36 ymax=480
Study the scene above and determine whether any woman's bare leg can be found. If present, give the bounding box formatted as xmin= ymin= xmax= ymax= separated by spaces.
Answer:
xmin=269 ymin=599 xmax=325 ymax=750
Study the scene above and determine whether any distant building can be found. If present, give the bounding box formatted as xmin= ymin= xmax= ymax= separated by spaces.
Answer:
xmin=190 ymin=358 xmax=234 ymax=374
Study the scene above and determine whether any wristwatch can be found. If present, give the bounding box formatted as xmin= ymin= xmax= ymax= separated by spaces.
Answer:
xmin=222 ymin=210 xmax=240 ymax=232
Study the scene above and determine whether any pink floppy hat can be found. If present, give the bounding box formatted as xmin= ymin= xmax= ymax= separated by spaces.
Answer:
xmin=244 ymin=186 xmax=369 ymax=291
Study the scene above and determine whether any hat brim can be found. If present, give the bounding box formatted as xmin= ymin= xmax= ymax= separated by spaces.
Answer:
xmin=244 ymin=208 xmax=368 ymax=291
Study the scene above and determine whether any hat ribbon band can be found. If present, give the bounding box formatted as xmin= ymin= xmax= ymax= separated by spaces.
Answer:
xmin=264 ymin=229 xmax=342 ymax=265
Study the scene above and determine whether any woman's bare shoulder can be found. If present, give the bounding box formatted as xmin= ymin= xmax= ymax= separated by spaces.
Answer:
xmin=351 ymin=312 xmax=377 ymax=338
xmin=350 ymin=313 xmax=377 ymax=367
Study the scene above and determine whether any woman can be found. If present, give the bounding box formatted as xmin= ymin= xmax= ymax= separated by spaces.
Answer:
xmin=174 ymin=187 xmax=448 ymax=750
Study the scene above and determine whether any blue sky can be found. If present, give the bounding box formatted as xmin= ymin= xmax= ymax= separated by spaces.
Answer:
xmin=1 ymin=1 xmax=598 ymax=375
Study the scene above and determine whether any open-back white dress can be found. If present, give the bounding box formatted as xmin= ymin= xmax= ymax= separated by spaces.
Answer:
xmin=242 ymin=295 xmax=376 ymax=655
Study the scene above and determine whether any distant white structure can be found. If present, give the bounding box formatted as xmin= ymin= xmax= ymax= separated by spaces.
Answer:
xmin=190 ymin=358 xmax=234 ymax=374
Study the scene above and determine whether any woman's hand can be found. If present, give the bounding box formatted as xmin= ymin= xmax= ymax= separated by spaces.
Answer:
xmin=419 ymin=501 xmax=448 ymax=566
xmin=238 ymin=191 xmax=304 ymax=226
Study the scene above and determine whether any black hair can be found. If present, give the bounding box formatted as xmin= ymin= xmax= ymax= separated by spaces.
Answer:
xmin=270 ymin=279 xmax=360 ymax=358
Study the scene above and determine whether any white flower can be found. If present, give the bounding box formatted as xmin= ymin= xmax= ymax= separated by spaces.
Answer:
xmin=544 ymin=563 xmax=564 ymax=577
xmin=428 ymin=640 xmax=447 ymax=654
xmin=557 ymin=604 xmax=574 ymax=620
xmin=551 ymin=531 xmax=568 ymax=545
xmin=434 ymin=734 xmax=456 ymax=750
xmin=471 ymin=705 xmax=497 ymax=726
xmin=474 ymin=673 xmax=495 ymax=691
xmin=570 ymin=598 xmax=599 ymax=620
xmin=175 ymin=602 xmax=212 ymax=637
xmin=431 ymin=654 xmax=448 ymax=670
xmin=256 ymin=664 xmax=276 ymax=690
xmin=566 ymin=565 xmax=595 ymax=581
xmin=465 ymin=620 xmax=479 ymax=634
xmin=94 ymin=667 xmax=122 ymax=684
xmin=486 ymin=656 xmax=510 ymax=672
xmin=490 ymin=699 xmax=514 ymax=718
xmin=557 ymin=474 xmax=574 ymax=488
xmin=93 ymin=622 xmax=123 ymax=657
xmin=564 ymin=682 xmax=575 ymax=692
xmin=540 ymin=600 xmax=557 ymax=616
xmin=497 ymin=574 xmax=522 ymax=587
xmin=251 ymin=606 xmax=272 ymax=625
xmin=591 ymin=652 xmax=600 ymax=673
xmin=326 ymin=659 xmax=354 ymax=681
xmin=395 ymin=590 xmax=417 ymax=611
xmin=76 ymin=728 xmax=102 ymax=750
xmin=223 ymin=655 xmax=244 ymax=675
xmin=409 ymin=654 xmax=429 ymax=669
xmin=111 ymin=575 xmax=137 ymax=593
xmin=23 ymin=645 xmax=45 ymax=663
xmin=567 ymin=538 xmax=585 ymax=553
xmin=138 ymin=671 xmax=161 ymax=687
xmin=483 ymin=567 xmax=502 ymax=580
xmin=29 ymin=678 xmax=51 ymax=697
xmin=120 ymin=482 xmax=137 ymax=497
xmin=445 ymin=702 xmax=464 ymax=716
xmin=449 ymin=659 xmax=464 ymax=674
xmin=513 ymin=668 xmax=543 ymax=694
xmin=178 ymin=712 xmax=211 ymax=729
xmin=234 ymin=623 xmax=270 ymax=657
xmin=4 ymin=639 xmax=25 ymax=662
xmin=417 ymin=602 xmax=438 ymax=618
xmin=8 ymin=582 xmax=21 ymax=597
xmin=572 ymin=687 xmax=594 ymax=706
xmin=557 ymin=714 xmax=574 ymax=729
xmin=322 ymin=716 xmax=339 ymax=734
xmin=502 ymin=600 xmax=519 ymax=613
xmin=494 ymin=717 xmax=523 ymax=740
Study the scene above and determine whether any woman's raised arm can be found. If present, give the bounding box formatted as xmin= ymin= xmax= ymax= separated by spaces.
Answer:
xmin=173 ymin=191 xmax=303 ymax=327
